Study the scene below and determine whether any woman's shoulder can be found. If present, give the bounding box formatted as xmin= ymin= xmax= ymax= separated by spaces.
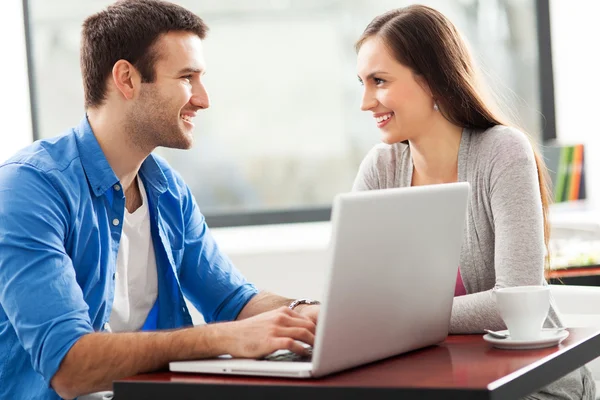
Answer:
xmin=361 ymin=142 xmax=408 ymax=168
xmin=353 ymin=142 xmax=409 ymax=191
xmin=470 ymin=125 xmax=536 ymax=163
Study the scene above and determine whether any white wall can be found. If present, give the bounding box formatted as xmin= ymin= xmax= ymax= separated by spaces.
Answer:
xmin=212 ymin=222 xmax=330 ymax=299
xmin=0 ymin=0 xmax=33 ymax=162
xmin=550 ymin=0 xmax=600 ymax=209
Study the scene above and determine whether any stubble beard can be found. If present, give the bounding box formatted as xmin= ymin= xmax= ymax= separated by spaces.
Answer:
xmin=127 ymin=85 xmax=194 ymax=153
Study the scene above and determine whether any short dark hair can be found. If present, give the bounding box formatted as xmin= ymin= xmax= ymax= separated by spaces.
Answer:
xmin=81 ymin=0 xmax=208 ymax=108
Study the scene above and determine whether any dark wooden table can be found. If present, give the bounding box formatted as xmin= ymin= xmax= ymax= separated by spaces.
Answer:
xmin=547 ymin=266 xmax=600 ymax=278
xmin=547 ymin=266 xmax=600 ymax=286
xmin=114 ymin=327 xmax=600 ymax=400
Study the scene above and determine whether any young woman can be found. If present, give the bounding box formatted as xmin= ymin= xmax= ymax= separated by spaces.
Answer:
xmin=353 ymin=5 xmax=594 ymax=399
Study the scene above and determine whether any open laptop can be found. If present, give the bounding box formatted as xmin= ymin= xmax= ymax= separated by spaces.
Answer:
xmin=170 ymin=182 xmax=470 ymax=378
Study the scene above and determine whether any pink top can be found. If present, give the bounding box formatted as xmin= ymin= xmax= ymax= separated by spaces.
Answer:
xmin=454 ymin=267 xmax=466 ymax=297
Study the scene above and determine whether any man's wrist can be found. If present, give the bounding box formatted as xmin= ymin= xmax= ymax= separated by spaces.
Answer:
xmin=288 ymin=298 xmax=320 ymax=312
xmin=198 ymin=322 xmax=233 ymax=357
xmin=292 ymin=303 xmax=319 ymax=313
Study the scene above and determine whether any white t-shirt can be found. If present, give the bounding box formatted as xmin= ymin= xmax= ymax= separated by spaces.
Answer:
xmin=108 ymin=176 xmax=158 ymax=332
xmin=81 ymin=178 xmax=158 ymax=400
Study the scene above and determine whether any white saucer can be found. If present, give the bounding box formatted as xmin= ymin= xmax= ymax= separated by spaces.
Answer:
xmin=483 ymin=329 xmax=570 ymax=350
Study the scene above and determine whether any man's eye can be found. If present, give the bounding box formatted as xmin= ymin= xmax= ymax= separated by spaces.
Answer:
xmin=182 ymin=75 xmax=193 ymax=82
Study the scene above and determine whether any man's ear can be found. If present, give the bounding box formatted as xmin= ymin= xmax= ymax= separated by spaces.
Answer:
xmin=111 ymin=60 xmax=140 ymax=101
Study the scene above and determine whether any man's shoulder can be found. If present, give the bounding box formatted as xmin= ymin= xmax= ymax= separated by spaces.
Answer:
xmin=150 ymin=152 xmax=173 ymax=173
xmin=149 ymin=153 xmax=185 ymax=184
xmin=2 ymin=129 xmax=80 ymax=176
xmin=147 ymin=153 xmax=190 ymax=199
xmin=0 ymin=130 xmax=83 ymax=217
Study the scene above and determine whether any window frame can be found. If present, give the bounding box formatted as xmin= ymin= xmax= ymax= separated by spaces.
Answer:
xmin=22 ymin=0 xmax=557 ymax=228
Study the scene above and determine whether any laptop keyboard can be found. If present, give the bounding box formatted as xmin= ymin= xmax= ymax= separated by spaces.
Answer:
xmin=262 ymin=347 xmax=313 ymax=362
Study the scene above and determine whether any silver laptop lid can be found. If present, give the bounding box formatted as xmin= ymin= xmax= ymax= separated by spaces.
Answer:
xmin=311 ymin=182 xmax=469 ymax=377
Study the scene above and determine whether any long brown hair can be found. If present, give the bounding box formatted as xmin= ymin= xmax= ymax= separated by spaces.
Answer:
xmin=356 ymin=5 xmax=552 ymax=265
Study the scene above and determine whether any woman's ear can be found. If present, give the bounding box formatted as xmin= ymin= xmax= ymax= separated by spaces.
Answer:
xmin=414 ymin=73 xmax=440 ymax=112
xmin=414 ymin=73 xmax=433 ymax=97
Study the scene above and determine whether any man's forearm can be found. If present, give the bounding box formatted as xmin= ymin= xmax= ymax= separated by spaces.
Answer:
xmin=236 ymin=291 xmax=294 ymax=320
xmin=51 ymin=325 xmax=226 ymax=399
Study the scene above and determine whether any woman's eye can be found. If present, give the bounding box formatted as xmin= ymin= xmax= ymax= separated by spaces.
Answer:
xmin=374 ymin=78 xmax=385 ymax=85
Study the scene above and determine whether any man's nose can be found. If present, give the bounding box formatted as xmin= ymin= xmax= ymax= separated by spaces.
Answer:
xmin=191 ymin=83 xmax=210 ymax=109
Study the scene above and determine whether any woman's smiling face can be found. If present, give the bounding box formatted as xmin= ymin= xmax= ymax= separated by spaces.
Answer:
xmin=357 ymin=36 xmax=436 ymax=144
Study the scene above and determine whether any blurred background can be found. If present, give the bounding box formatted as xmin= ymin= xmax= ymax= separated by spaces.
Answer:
xmin=26 ymin=0 xmax=544 ymax=221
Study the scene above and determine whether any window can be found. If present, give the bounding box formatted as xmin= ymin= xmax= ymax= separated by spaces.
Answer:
xmin=24 ymin=0 xmax=555 ymax=226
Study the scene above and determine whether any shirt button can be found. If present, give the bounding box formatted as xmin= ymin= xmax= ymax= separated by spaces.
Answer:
xmin=112 ymin=218 xmax=120 ymax=226
xmin=113 ymin=184 xmax=121 ymax=191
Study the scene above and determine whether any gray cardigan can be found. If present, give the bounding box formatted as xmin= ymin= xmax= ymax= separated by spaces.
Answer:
xmin=352 ymin=125 xmax=594 ymax=399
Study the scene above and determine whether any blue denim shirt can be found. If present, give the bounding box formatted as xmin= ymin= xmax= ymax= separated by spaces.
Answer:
xmin=0 ymin=117 xmax=258 ymax=399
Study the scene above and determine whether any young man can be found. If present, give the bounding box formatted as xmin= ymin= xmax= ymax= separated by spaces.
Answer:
xmin=0 ymin=1 xmax=319 ymax=399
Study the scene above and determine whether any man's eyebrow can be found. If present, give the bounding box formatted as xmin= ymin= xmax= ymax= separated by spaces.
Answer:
xmin=176 ymin=67 xmax=204 ymax=75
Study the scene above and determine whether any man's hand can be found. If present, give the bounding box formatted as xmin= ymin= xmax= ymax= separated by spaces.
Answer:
xmin=294 ymin=304 xmax=320 ymax=324
xmin=216 ymin=306 xmax=316 ymax=358
xmin=49 ymin=304 xmax=317 ymax=398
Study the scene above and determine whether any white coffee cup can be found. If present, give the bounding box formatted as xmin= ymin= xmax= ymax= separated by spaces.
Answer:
xmin=494 ymin=286 xmax=550 ymax=340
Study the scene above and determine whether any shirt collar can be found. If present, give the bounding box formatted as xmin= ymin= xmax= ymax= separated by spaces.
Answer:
xmin=75 ymin=116 xmax=168 ymax=197
xmin=139 ymin=154 xmax=168 ymax=196
xmin=75 ymin=116 xmax=119 ymax=197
